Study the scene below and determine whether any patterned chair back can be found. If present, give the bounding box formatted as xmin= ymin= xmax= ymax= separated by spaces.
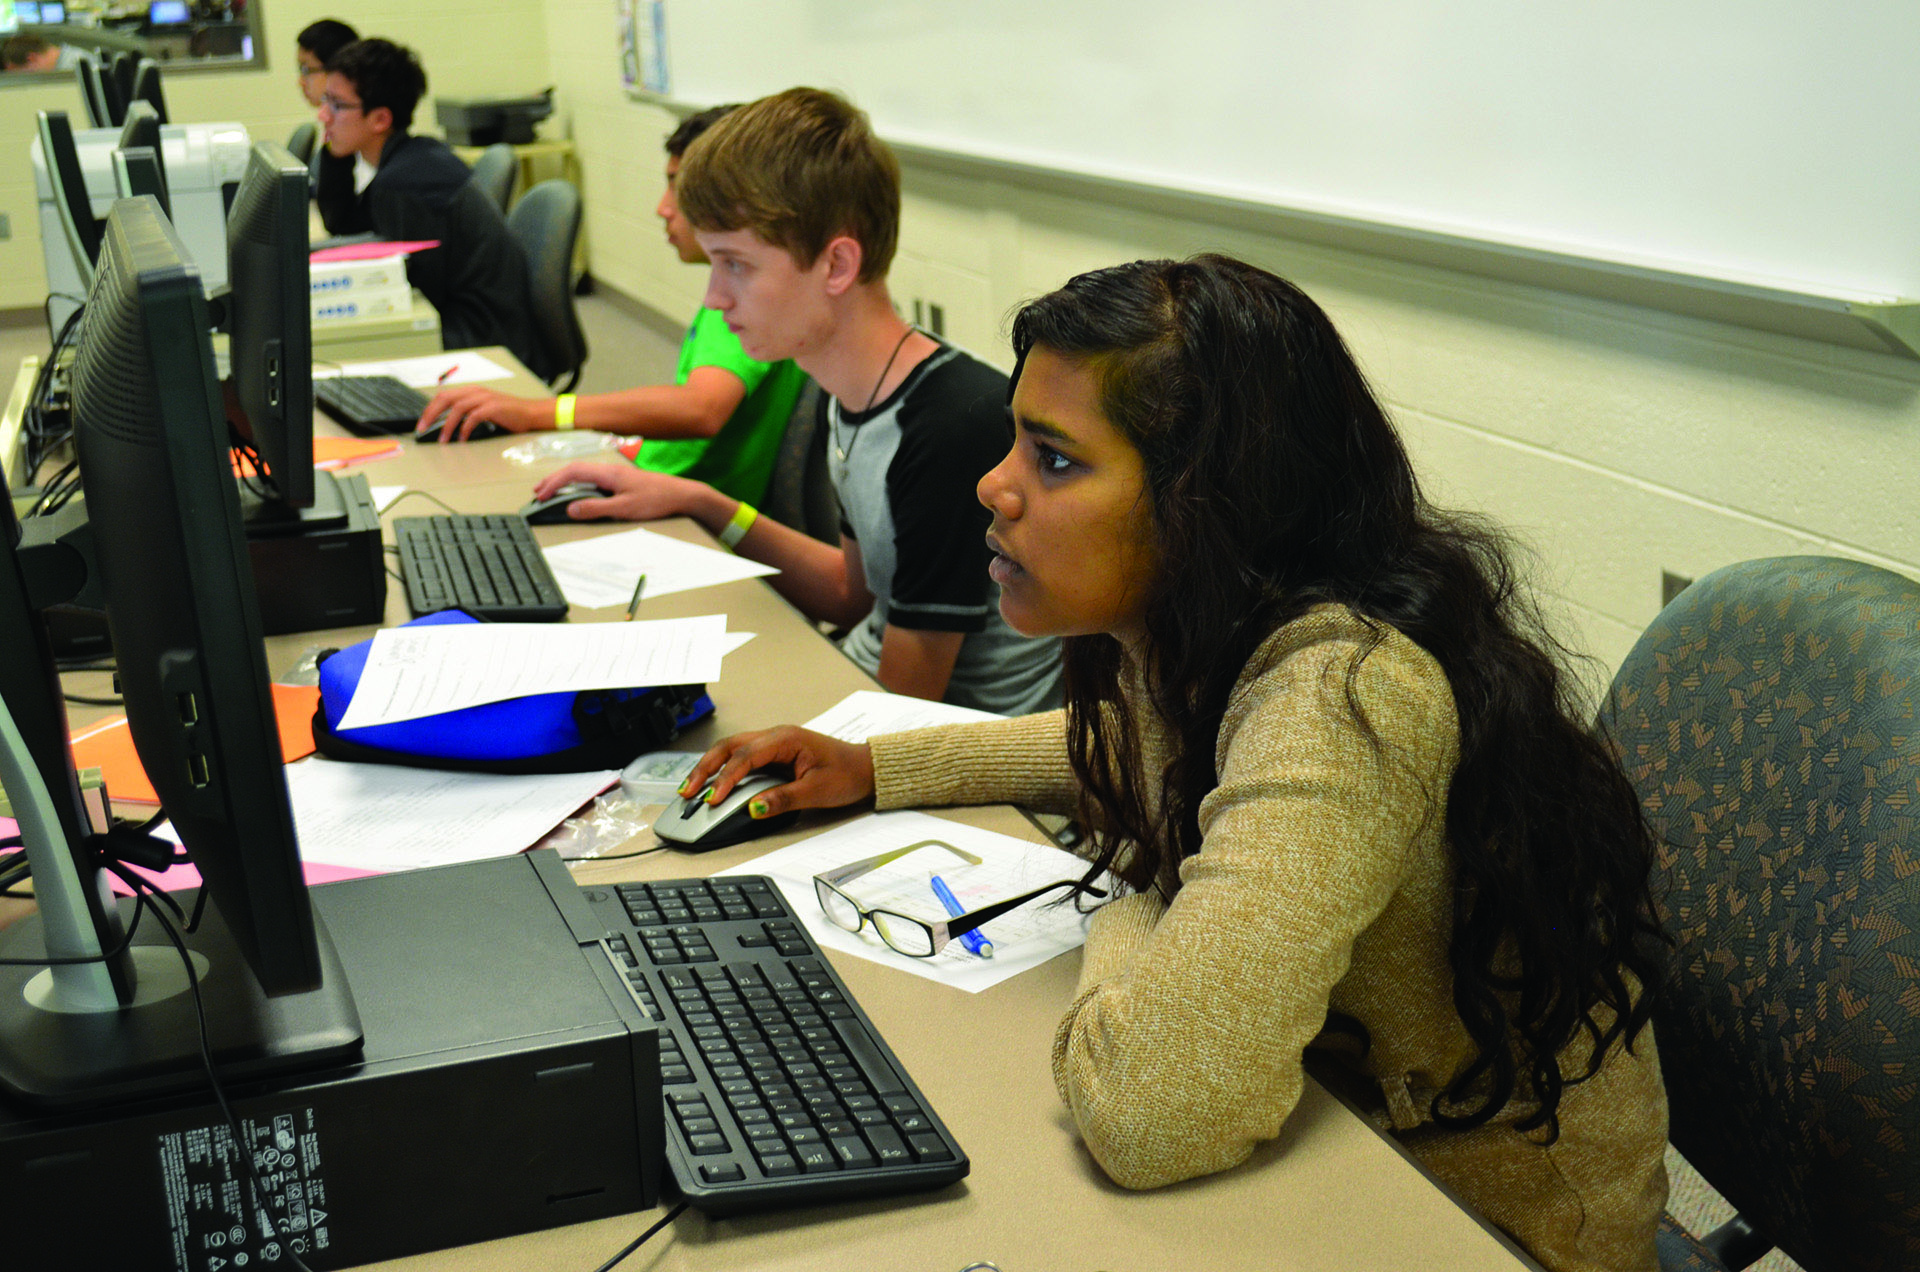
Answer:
xmin=1600 ymin=556 xmax=1920 ymax=1272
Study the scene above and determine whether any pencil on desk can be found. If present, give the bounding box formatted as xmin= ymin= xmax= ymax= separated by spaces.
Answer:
xmin=626 ymin=573 xmax=647 ymax=620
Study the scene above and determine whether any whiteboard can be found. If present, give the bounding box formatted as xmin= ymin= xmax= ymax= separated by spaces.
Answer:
xmin=661 ymin=0 xmax=1920 ymax=303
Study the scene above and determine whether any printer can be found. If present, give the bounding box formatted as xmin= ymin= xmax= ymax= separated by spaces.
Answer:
xmin=434 ymin=90 xmax=554 ymax=146
xmin=31 ymin=121 xmax=251 ymax=330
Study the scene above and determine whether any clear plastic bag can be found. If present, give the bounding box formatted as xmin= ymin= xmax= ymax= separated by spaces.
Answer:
xmin=539 ymin=751 xmax=702 ymax=860
xmin=501 ymin=431 xmax=623 ymax=465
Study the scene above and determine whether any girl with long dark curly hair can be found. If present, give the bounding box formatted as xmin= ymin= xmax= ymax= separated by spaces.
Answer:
xmin=683 ymin=254 xmax=1669 ymax=1272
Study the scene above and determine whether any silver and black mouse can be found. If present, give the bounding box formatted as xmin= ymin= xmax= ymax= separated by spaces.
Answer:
xmin=651 ymin=766 xmax=800 ymax=851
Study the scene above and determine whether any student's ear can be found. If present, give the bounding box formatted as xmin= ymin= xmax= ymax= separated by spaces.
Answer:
xmin=367 ymin=105 xmax=395 ymax=138
xmin=821 ymin=235 xmax=863 ymax=296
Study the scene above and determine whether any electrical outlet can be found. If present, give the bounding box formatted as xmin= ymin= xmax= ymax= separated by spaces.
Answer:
xmin=1661 ymin=570 xmax=1693 ymax=607
xmin=927 ymin=303 xmax=945 ymax=337
xmin=0 ymin=212 xmax=10 ymax=240
xmin=911 ymin=299 xmax=925 ymax=326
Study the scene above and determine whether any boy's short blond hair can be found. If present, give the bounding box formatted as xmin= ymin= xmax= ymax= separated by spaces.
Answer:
xmin=675 ymin=87 xmax=899 ymax=284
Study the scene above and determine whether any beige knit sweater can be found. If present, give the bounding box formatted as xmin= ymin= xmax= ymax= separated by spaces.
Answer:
xmin=869 ymin=606 xmax=1667 ymax=1272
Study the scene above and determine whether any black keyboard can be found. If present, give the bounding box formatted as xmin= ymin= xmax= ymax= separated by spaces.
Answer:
xmin=585 ymin=876 xmax=969 ymax=1213
xmin=315 ymin=374 xmax=430 ymax=434
xmin=393 ymin=514 xmax=569 ymax=621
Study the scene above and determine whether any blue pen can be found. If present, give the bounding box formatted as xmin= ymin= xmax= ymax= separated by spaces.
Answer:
xmin=930 ymin=874 xmax=992 ymax=958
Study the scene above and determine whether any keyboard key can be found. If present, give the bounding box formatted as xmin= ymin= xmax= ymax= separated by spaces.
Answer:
xmin=907 ymin=1132 xmax=953 ymax=1162
xmin=830 ymin=1135 xmax=877 ymax=1169
xmin=699 ymin=1162 xmax=746 ymax=1184
xmin=688 ymin=1134 xmax=731 ymax=1156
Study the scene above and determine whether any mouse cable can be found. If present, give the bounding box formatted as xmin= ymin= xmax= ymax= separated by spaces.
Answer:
xmin=589 ymin=1201 xmax=687 ymax=1272
xmin=378 ymin=488 xmax=461 ymax=516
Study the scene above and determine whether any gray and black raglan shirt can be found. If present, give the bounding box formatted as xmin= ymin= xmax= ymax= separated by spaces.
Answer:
xmin=827 ymin=341 xmax=1062 ymax=717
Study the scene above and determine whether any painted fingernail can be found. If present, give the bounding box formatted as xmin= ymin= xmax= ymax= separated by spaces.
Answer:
xmin=748 ymin=799 xmax=769 ymax=819
xmin=677 ymin=778 xmax=693 ymax=796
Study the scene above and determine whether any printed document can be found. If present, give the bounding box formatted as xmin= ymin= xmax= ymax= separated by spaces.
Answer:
xmin=542 ymin=526 xmax=780 ymax=609
xmin=336 ymin=616 xmax=740 ymax=729
xmin=281 ymin=758 xmax=617 ymax=873
xmin=718 ymin=811 xmax=1105 ymax=992
xmin=803 ymin=690 xmax=1000 ymax=742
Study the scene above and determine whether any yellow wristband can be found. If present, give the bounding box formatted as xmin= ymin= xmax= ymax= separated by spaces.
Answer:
xmin=718 ymin=502 xmax=758 ymax=550
xmin=554 ymin=394 xmax=577 ymax=431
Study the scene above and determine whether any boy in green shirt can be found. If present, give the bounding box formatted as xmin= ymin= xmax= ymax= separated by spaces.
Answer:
xmin=416 ymin=105 xmax=807 ymax=507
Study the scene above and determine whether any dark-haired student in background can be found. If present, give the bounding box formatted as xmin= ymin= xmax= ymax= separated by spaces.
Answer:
xmin=314 ymin=38 xmax=551 ymax=379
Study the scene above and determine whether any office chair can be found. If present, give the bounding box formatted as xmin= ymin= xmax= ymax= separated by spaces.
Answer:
xmin=286 ymin=121 xmax=318 ymax=165
xmin=506 ymin=179 xmax=587 ymax=392
xmin=467 ymin=143 xmax=518 ymax=213
xmin=1598 ymin=556 xmax=1920 ymax=1272
xmin=759 ymin=379 xmax=840 ymax=545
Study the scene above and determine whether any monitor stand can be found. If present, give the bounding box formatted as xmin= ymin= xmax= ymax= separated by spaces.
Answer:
xmin=0 ymin=894 xmax=364 ymax=1111
xmin=239 ymin=466 xmax=350 ymax=537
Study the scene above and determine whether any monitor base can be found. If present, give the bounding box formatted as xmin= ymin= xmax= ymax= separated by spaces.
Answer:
xmin=0 ymin=896 xmax=362 ymax=1111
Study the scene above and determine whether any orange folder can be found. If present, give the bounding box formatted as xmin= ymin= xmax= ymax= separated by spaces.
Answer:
xmin=231 ymin=436 xmax=401 ymax=478
xmin=69 ymin=683 xmax=322 ymax=805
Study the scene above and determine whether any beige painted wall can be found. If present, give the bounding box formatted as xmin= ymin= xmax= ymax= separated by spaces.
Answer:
xmin=539 ymin=0 xmax=1920 ymax=688
xmin=13 ymin=0 xmax=1919 ymax=691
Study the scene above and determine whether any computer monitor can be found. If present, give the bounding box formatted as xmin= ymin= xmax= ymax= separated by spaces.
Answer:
xmin=146 ymin=0 xmax=187 ymax=23
xmin=116 ymin=99 xmax=166 ymax=201
xmin=129 ymin=56 xmax=167 ymax=124
xmin=35 ymin=110 xmax=101 ymax=288
xmin=38 ymin=0 xmax=62 ymax=21
xmin=0 ymin=194 xmax=359 ymax=1109
xmin=74 ymin=53 xmax=112 ymax=128
xmin=224 ymin=140 xmax=318 ymax=515
xmin=13 ymin=1 xmax=41 ymax=22
xmin=111 ymin=146 xmax=166 ymax=214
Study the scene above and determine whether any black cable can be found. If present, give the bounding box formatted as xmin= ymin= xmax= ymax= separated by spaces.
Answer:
xmin=139 ymin=887 xmax=322 ymax=1272
xmin=62 ymin=692 xmax=124 ymax=707
xmin=590 ymin=1202 xmax=686 ymax=1272
xmin=55 ymin=657 xmax=117 ymax=674
xmin=0 ymin=885 xmax=149 ymax=966
xmin=578 ymin=843 xmax=669 ymax=863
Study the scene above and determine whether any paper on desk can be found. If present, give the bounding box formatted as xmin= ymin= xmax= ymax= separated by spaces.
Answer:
xmin=326 ymin=352 xmax=514 ymax=388
xmin=279 ymin=757 xmax=617 ymax=873
xmin=718 ymin=810 xmax=1104 ymax=992
xmin=309 ymin=239 xmax=440 ymax=263
xmin=336 ymin=616 xmax=744 ymax=729
xmin=115 ymin=823 xmax=377 ymax=895
xmin=803 ymin=690 xmax=1001 ymax=743
xmin=370 ymin=485 xmax=407 ymax=512
xmin=542 ymin=526 xmax=780 ymax=608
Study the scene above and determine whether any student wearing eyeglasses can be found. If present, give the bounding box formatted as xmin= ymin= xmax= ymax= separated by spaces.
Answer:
xmin=313 ymin=38 xmax=551 ymax=380
xmin=682 ymin=255 xmax=1669 ymax=1272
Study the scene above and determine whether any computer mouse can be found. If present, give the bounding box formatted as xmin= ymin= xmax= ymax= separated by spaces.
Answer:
xmin=519 ymin=482 xmax=616 ymax=525
xmin=415 ymin=415 xmax=509 ymax=443
xmin=651 ymin=766 xmax=800 ymax=851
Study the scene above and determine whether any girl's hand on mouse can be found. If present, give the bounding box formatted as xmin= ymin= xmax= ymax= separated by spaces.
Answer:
xmin=684 ymin=727 xmax=875 ymax=820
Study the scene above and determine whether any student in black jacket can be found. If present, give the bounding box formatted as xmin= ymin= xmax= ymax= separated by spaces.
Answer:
xmin=313 ymin=39 xmax=553 ymax=378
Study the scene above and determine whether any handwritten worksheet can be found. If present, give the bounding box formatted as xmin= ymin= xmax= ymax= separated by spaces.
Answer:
xmin=336 ymin=616 xmax=740 ymax=729
xmin=718 ymin=811 xmax=1107 ymax=992
xmin=542 ymin=526 xmax=780 ymax=609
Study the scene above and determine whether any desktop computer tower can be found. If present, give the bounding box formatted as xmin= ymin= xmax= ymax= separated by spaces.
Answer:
xmin=0 ymin=853 xmax=666 ymax=1270
xmin=246 ymin=472 xmax=387 ymax=636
